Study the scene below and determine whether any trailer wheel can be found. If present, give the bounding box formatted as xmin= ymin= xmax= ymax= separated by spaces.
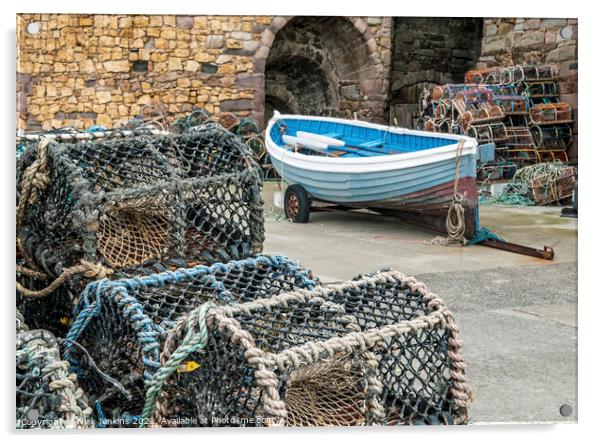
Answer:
xmin=284 ymin=184 xmax=311 ymax=223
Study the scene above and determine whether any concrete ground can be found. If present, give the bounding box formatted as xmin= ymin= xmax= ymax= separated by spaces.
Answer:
xmin=262 ymin=182 xmax=577 ymax=424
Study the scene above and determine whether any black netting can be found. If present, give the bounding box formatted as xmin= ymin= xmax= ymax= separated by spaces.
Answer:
xmin=155 ymin=271 xmax=470 ymax=427
xmin=17 ymin=125 xmax=264 ymax=293
xmin=16 ymin=328 xmax=92 ymax=429
xmin=16 ymin=265 xmax=73 ymax=337
xmin=63 ymin=255 xmax=318 ymax=423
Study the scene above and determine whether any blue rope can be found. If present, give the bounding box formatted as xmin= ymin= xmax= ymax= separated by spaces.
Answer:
xmin=95 ymin=401 xmax=107 ymax=428
xmin=64 ymin=254 xmax=317 ymax=382
xmin=87 ymin=125 xmax=107 ymax=133
xmin=467 ymin=208 xmax=506 ymax=245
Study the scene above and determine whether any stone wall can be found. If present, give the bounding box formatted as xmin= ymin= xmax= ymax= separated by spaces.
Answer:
xmin=477 ymin=18 xmax=578 ymax=160
xmin=16 ymin=14 xmax=391 ymax=130
xmin=16 ymin=14 xmax=579 ymax=159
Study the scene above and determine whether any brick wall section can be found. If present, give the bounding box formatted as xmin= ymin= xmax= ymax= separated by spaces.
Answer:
xmin=477 ymin=18 xmax=578 ymax=160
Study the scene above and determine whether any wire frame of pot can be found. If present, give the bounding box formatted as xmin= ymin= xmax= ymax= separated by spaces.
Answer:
xmin=493 ymin=94 xmax=529 ymax=115
xmin=535 ymin=149 xmax=569 ymax=164
xmin=530 ymin=166 xmax=576 ymax=205
xmin=505 ymin=148 xmax=538 ymax=166
xmin=531 ymin=124 xmax=573 ymax=150
xmin=465 ymin=67 xmax=513 ymax=85
xmin=425 ymin=118 xmax=452 ymax=134
xmin=431 ymin=84 xmax=475 ymax=101
xmin=518 ymin=64 xmax=559 ymax=82
xmin=518 ymin=81 xmax=558 ymax=98
xmin=465 ymin=122 xmax=508 ymax=143
xmin=459 ymin=104 xmax=505 ymax=132
xmin=451 ymin=89 xmax=495 ymax=114
xmin=505 ymin=126 xmax=536 ymax=149
xmin=529 ymin=102 xmax=573 ymax=125
xmin=152 ymin=271 xmax=472 ymax=427
xmin=483 ymin=84 xmax=519 ymax=96
xmin=63 ymin=255 xmax=318 ymax=423
xmin=433 ymin=101 xmax=453 ymax=119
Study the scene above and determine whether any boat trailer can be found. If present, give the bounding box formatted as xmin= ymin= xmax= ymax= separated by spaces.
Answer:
xmin=479 ymin=239 xmax=554 ymax=260
xmin=310 ymin=203 xmax=555 ymax=261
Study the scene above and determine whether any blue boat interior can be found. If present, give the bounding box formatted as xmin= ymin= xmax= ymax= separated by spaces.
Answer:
xmin=270 ymin=117 xmax=458 ymax=158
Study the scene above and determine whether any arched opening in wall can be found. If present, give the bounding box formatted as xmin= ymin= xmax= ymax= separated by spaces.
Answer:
xmin=264 ymin=17 xmax=376 ymax=124
xmin=389 ymin=17 xmax=484 ymax=128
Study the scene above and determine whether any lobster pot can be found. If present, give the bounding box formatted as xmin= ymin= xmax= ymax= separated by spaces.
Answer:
xmin=531 ymin=166 xmax=576 ymax=205
xmin=518 ymin=64 xmax=558 ymax=82
xmin=466 ymin=122 xmax=508 ymax=143
xmin=531 ymin=124 xmax=573 ymax=150
xmin=432 ymin=84 xmax=474 ymax=101
xmin=529 ymin=103 xmax=573 ymax=125
xmin=505 ymin=126 xmax=536 ymax=149
xmin=63 ymin=255 xmax=317 ymax=422
xmin=16 ymin=328 xmax=92 ymax=429
xmin=493 ymin=94 xmax=529 ymax=115
xmin=17 ymin=125 xmax=264 ymax=291
xmin=459 ymin=104 xmax=504 ymax=131
xmin=156 ymin=271 xmax=471 ymax=427
xmin=452 ymin=89 xmax=495 ymax=114
xmin=483 ymin=84 xmax=519 ymax=96
xmin=465 ymin=67 xmax=512 ymax=85
xmin=518 ymin=81 xmax=558 ymax=100
xmin=16 ymin=127 xmax=161 ymax=162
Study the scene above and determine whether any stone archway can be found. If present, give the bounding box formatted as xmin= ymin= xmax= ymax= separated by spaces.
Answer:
xmin=251 ymin=16 xmax=387 ymax=127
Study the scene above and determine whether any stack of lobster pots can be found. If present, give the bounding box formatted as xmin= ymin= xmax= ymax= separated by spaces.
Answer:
xmin=419 ymin=64 xmax=574 ymax=166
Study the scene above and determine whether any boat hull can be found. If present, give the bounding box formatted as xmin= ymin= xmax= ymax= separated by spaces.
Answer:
xmin=265 ymin=114 xmax=479 ymax=238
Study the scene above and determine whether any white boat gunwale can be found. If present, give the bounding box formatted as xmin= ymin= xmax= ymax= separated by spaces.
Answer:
xmin=266 ymin=113 xmax=479 ymax=174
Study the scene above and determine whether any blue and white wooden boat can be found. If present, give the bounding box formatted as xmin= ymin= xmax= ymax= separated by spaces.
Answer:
xmin=265 ymin=112 xmax=481 ymax=238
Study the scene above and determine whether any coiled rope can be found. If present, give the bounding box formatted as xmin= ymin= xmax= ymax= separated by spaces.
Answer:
xmin=447 ymin=140 xmax=467 ymax=243
xmin=432 ymin=140 xmax=467 ymax=246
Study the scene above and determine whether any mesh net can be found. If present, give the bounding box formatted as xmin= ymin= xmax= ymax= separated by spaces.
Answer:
xmin=153 ymin=271 xmax=471 ymax=427
xmin=16 ymin=328 xmax=92 ymax=429
xmin=17 ymin=124 xmax=264 ymax=292
xmin=62 ymin=255 xmax=317 ymax=423
xmin=16 ymin=260 xmax=74 ymax=337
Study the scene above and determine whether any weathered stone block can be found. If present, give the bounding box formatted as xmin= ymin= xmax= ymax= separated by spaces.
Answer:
xmin=206 ymin=35 xmax=224 ymax=49
xmin=235 ymin=73 xmax=264 ymax=89
xmin=481 ymin=38 xmax=506 ymax=55
xmin=103 ymin=60 xmax=130 ymax=72
xmin=340 ymin=84 xmax=362 ymax=100
xmin=523 ymin=19 xmax=541 ymax=30
xmin=541 ymin=18 xmax=566 ymax=28
xmin=184 ymin=60 xmax=200 ymax=72
xmin=96 ymin=90 xmax=112 ymax=103
xmin=220 ymin=98 xmax=253 ymax=112
xmin=485 ymin=23 xmax=497 ymax=37
xmin=231 ymin=31 xmax=252 ymax=41
xmin=176 ymin=16 xmax=194 ymax=29
xmin=519 ymin=31 xmax=545 ymax=48
xmin=546 ymin=44 xmax=576 ymax=62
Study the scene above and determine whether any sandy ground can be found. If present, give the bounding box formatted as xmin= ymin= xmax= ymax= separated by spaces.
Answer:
xmin=262 ymin=182 xmax=577 ymax=424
